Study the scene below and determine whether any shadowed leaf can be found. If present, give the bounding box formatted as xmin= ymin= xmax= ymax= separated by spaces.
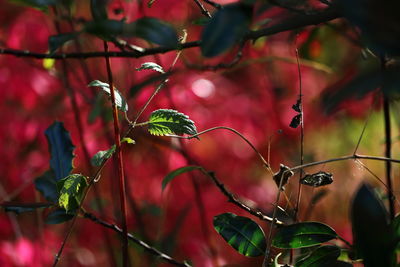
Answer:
xmin=48 ymin=32 xmax=79 ymax=54
xmin=45 ymin=208 xmax=75 ymax=224
xmin=2 ymin=202 xmax=53 ymax=214
xmin=88 ymin=80 xmax=129 ymax=112
xmin=162 ymin=166 xmax=203 ymax=191
xmin=295 ymin=245 xmax=341 ymax=267
xmin=34 ymin=169 xmax=58 ymax=202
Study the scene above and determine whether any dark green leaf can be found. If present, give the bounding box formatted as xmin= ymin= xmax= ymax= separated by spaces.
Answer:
xmin=148 ymin=109 xmax=197 ymax=136
xmin=300 ymin=171 xmax=333 ymax=187
xmin=272 ymin=222 xmax=337 ymax=249
xmin=88 ymin=80 xmax=129 ymax=112
xmin=351 ymin=183 xmax=396 ymax=266
xmin=192 ymin=17 xmax=211 ymax=26
xmin=133 ymin=17 xmax=178 ymax=47
xmin=34 ymin=169 xmax=58 ymax=202
xmin=295 ymin=245 xmax=341 ymax=267
xmin=45 ymin=208 xmax=75 ymax=224
xmin=57 ymin=174 xmax=88 ymax=212
xmin=289 ymin=114 xmax=301 ymax=128
xmin=162 ymin=166 xmax=203 ymax=191
xmin=201 ymin=4 xmax=250 ymax=57
xmin=45 ymin=121 xmax=75 ymax=181
xmin=90 ymin=0 xmax=108 ymax=21
xmin=136 ymin=62 xmax=165 ymax=73
xmin=48 ymin=32 xmax=79 ymax=54
xmin=2 ymin=202 xmax=53 ymax=214
xmin=214 ymin=213 xmax=266 ymax=257
xmin=91 ymin=138 xmax=134 ymax=166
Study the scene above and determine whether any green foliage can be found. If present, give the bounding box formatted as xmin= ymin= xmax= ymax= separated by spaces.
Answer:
xmin=148 ymin=109 xmax=197 ymax=137
xmin=201 ymin=3 xmax=251 ymax=57
xmin=91 ymin=138 xmax=134 ymax=166
xmin=48 ymin=32 xmax=78 ymax=54
xmin=162 ymin=166 xmax=203 ymax=191
xmin=34 ymin=169 xmax=58 ymax=203
xmin=45 ymin=121 xmax=75 ymax=181
xmin=45 ymin=208 xmax=75 ymax=224
xmin=295 ymin=245 xmax=341 ymax=267
xmin=57 ymin=174 xmax=88 ymax=212
xmin=88 ymin=80 xmax=129 ymax=112
xmin=213 ymin=213 xmax=266 ymax=257
xmin=272 ymin=222 xmax=337 ymax=249
xmin=351 ymin=183 xmax=396 ymax=266
xmin=136 ymin=62 xmax=165 ymax=73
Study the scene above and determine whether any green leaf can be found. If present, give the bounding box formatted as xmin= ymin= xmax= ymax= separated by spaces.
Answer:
xmin=48 ymin=32 xmax=79 ymax=54
xmin=45 ymin=208 xmax=75 ymax=224
xmin=201 ymin=3 xmax=251 ymax=57
xmin=34 ymin=169 xmax=58 ymax=202
xmin=2 ymin=202 xmax=53 ymax=214
xmin=295 ymin=245 xmax=341 ymax=267
xmin=121 ymin=137 xmax=135 ymax=144
xmin=162 ymin=166 xmax=203 ymax=191
xmin=148 ymin=109 xmax=197 ymax=136
xmin=192 ymin=17 xmax=211 ymax=26
xmin=91 ymin=138 xmax=134 ymax=166
xmin=57 ymin=174 xmax=88 ymax=212
xmin=133 ymin=17 xmax=178 ymax=47
xmin=88 ymin=80 xmax=129 ymax=112
xmin=136 ymin=62 xmax=165 ymax=73
xmin=351 ymin=183 xmax=396 ymax=266
xmin=272 ymin=222 xmax=337 ymax=249
xmin=213 ymin=213 xmax=266 ymax=257
xmin=45 ymin=121 xmax=75 ymax=181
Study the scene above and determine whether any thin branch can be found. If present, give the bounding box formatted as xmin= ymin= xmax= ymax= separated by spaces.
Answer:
xmin=193 ymin=0 xmax=212 ymax=18
xmin=202 ymin=0 xmax=222 ymax=9
xmin=83 ymin=212 xmax=192 ymax=267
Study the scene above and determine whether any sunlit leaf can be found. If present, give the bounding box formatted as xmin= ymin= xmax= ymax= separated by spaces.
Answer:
xmin=45 ymin=208 xmax=75 ymax=224
xmin=201 ymin=3 xmax=251 ymax=57
xmin=2 ymin=202 xmax=53 ymax=214
xmin=34 ymin=169 xmax=58 ymax=202
xmin=351 ymin=183 xmax=396 ymax=266
xmin=272 ymin=222 xmax=337 ymax=249
xmin=88 ymin=80 xmax=128 ymax=112
xmin=214 ymin=213 xmax=266 ymax=257
xmin=148 ymin=109 xmax=197 ymax=136
xmin=48 ymin=32 xmax=79 ymax=54
xmin=295 ymin=245 xmax=341 ymax=267
xmin=136 ymin=62 xmax=165 ymax=73
xmin=162 ymin=166 xmax=203 ymax=191
xmin=300 ymin=171 xmax=333 ymax=187
xmin=57 ymin=174 xmax=88 ymax=212
xmin=45 ymin=121 xmax=75 ymax=181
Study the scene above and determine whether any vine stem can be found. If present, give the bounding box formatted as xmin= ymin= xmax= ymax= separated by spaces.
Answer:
xmin=103 ymin=41 xmax=128 ymax=267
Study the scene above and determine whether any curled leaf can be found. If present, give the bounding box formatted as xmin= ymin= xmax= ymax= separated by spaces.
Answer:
xmin=300 ymin=171 xmax=333 ymax=187
xmin=162 ymin=166 xmax=203 ymax=191
xmin=136 ymin=62 xmax=165 ymax=73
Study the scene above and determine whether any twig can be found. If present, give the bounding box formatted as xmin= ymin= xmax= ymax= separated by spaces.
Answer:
xmin=202 ymin=0 xmax=222 ymax=9
xmin=193 ymin=0 xmax=212 ymax=18
xmin=83 ymin=212 xmax=192 ymax=267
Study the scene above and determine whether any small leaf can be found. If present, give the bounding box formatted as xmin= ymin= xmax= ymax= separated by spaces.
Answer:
xmin=148 ymin=109 xmax=197 ymax=137
xmin=292 ymin=99 xmax=301 ymax=112
xmin=45 ymin=121 xmax=75 ymax=181
xmin=272 ymin=222 xmax=337 ymax=249
xmin=121 ymin=137 xmax=135 ymax=144
xmin=162 ymin=166 xmax=203 ymax=191
xmin=88 ymin=80 xmax=128 ymax=112
xmin=295 ymin=245 xmax=341 ymax=267
xmin=351 ymin=183 xmax=396 ymax=266
xmin=91 ymin=145 xmax=115 ymax=166
xmin=136 ymin=62 xmax=165 ymax=73
xmin=273 ymin=164 xmax=294 ymax=190
xmin=34 ymin=169 xmax=58 ymax=202
xmin=57 ymin=174 xmax=88 ymax=212
xmin=2 ymin=202 xmax=53 ymax=214
xmin=289 ymin=114 xmax=301 ymax=128
xmin=214 ymin=213 xmax=266 ymax=257
xmin=45 ymin=208 xmax=75 ymax=224
xmin=48 ymin=32 xmax=79 ymax=54
xmin=300 ymin=171 xmax=333 ymax=187
xmin=201 ymin=3 xmax=251 ymax=57
xmin=147 ymin=0 xmax=156 ymax=7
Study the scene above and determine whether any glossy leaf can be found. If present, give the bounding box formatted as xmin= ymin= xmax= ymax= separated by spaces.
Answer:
xmin=48 ymin=32 xmax=78 ymax=54
xmin=45 ymin=209 xmax=75 ymax=224
xmin=162 ymin=166 xmax=203 ymax=191
xmin=57 ymin=174 xmax=88 ymax=212
xmin=300 ymin=171 xmax=333 ymax=187
xmin=45 ymin=121 xmax=75 ymax=181
xmin=2 ymin=202 xmax=53 ymax=214
xmin=136 ymin=62 xmax=165 ymax=73
xmin=272 ymin=222 xmax=337 ymax=249
xmin=88 ymin=80 xmax=129 ymax=112
xmin=201 ymin=4 xmax=250 ymax=57
xmin=34 ymin=169 xmax=58 ymax=202
xmin=295 ymin=245 xmax=341 ymax=267
xmin=351 ymin=183 xmax=396 ymax=266
xmin=148 ymin=109 xmax=197 ymax=136
xmin=214 ymin=213 xmax=266 ymax=257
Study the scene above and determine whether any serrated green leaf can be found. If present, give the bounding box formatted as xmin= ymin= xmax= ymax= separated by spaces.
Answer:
xmin=57 ymin=174 xmax=88 ymax=211
xmin=2 ymin=202 xmax=53 ymax=214
xmin=88 ymin=80 xmax=128 ymax=112
xmin=34 ymin=169 xmax=58 ymax=202
xmin=162 ymin=166 xmax=203 ymax=191
xmin=45 ymin=208 xmax=75 ymax=224
xmin=136 ymin=62 xmax=165 ymax=73
xmin=214 ymin=213 xmax=266 ymax=257
xmin=295 ymin=245 xmax=341 ymax=267
xmin=48 ymin=32 xmax=79 ymax=54
xmin=201 ymin=3 xmax=251 ymax=57
xmin=45 ymin=121 xmax=75 ymax=181
xmin=148 ymin=109 xmax=197 ymax=136
xmin=272 ymin=222 xmax=337 ymax=249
